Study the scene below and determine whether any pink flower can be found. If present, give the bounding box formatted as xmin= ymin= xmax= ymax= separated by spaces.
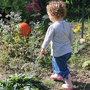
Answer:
xmin=25 ymin=5 xmax=33 ymax=13
xmin=30 ymin=3 xmax=41 ymax=12
xmin=25 ymin=2 xmax=41 ymax=15
xmin=25 ymin=5 xmax=31 ymax=9
xmin=26 ymin=11 xmax=31 ymax=13
xmin=30 ymin=2 xmax=37 ymax=5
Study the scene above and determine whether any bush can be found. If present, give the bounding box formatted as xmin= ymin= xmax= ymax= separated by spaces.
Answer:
xmin=0 ymin=0 xmax=42 ymax=22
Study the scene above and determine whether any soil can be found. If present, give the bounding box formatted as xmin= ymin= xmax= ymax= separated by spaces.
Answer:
xmin=46 ymin=68 xmax=90 ymax=90
xmin=0 ymin=43 xmax=90 ymax=90
xmin=1 ymin=67 xmax=90 ymax=90
xmin=69 ymin=68 xmax=90 ymax=90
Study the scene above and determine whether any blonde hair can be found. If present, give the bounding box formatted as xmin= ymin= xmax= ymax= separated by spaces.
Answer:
xmin=46 ymin=1 xmax=66 ymax=19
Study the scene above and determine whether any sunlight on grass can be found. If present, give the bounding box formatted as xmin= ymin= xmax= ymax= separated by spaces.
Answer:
xmin=42 ymin=77 xmax=55 ymax=88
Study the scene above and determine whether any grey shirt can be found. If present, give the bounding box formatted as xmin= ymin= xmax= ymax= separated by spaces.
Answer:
xmin=41 ymin=20 xmax=73 ymax=57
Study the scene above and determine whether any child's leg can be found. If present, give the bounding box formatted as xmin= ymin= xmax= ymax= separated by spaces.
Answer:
xmin=50 ymin=57 xmax=62 ymax=80
xmin=52 ymin=53 xmax=73 ymax=89
xmin=52 ymin=54 xmax=70 ymax=79
xmin=64 ymin=74 xmax=73 ymax=87
xmin=62 ymin=74 xmax=73 ymax=89
xmin=62 ymin=74 xmax=73 ymax=90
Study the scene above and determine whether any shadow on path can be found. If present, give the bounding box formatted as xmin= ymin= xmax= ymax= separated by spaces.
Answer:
xmin=54 ymin=80 xmax=90 ymax=90
xmin=73 ymin=81 xmax=90 ymax=90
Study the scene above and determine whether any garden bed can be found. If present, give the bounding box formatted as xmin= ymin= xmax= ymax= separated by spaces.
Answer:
xmin=0 ymin=11 xmax=90 ymax=90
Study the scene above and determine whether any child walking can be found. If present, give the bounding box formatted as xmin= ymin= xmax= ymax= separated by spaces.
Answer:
xmin=40 ymin=1 xmax=74 ymax=90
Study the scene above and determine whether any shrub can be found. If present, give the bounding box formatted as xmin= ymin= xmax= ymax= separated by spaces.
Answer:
xmin=25 ymin=0 xmax=41 ymax=21
xmin=0 ymin=0 xmax=42 ymax=22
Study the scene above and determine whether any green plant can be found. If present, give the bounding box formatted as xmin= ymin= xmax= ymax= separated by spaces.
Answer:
xmin=0 ymin=74 xmax=47 ymax=90
xmin=82 ymin=61 xmax=90 ymax=69
xmin=0 ymin=0 xmax=32 ymax=21
xmin=69 ymin=54 xmax=87 ymax=69
xmin=0 ymin=52 xmax=10 ymax=66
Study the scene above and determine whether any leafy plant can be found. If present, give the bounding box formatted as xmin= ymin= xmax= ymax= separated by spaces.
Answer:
xmin=82 ymin=61 xmax=90 ymax=69
xmin=0 ymin=74 xmax=47 ymax=90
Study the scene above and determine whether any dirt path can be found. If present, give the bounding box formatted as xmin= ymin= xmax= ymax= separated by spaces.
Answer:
xmin=40 ymin=68 xmax=90 ymax=90
xmin=70 ymin=69 xmax=90 ymax=90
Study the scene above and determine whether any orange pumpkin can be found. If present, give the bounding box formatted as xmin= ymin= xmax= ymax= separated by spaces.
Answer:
xmin=17 ymin=22 xmax=31 ymax=37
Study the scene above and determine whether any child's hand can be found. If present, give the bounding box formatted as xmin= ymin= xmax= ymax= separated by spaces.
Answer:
xmin=40 ymin=48 xmax=46 ymax=58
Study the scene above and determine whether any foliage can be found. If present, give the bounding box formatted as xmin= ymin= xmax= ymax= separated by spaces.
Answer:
xmin=0 ymin=0 xmax=89 ymax=22
xmin=0 ymin=0 xmax=41 ymax=22
xmin=38 ymin=0 xmax=49 ymax=15
xmin=0 ymin=0 xmax=31 ymax=14
xmin=64 ymin=0 xmax=90 ymax=19
xmin=0 ymin=12 xmax=52 ymax=74
xmin=39 ymin=0 xmax=90 ymax=20
xmin=71 ymin=39 xmax=85 ymax=54
xmin=0 ymin=73 xmax=47 ymax=90
xmin=82 ymin=61 xmax=90 ymax=69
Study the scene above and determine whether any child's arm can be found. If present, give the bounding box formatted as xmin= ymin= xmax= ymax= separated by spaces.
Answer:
xmin=40 ymin=25 xmax=54 ymax=57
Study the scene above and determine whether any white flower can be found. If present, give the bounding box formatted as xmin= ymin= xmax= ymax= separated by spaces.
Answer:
xmin=31 ymin=13 xmax=40 ymax=17
xmin=11 ymin=24 xmax=15 ymax=27
xmin=14 ymin=17 xmax=22 ymax=22
xmin=0 ymin=14 xmax=2 ymax=17
xmin=3 ymin=25 xmax=10 ymax=30
xmin=0 ymin=19 xmax=5 ymax=27
xmin=29 ymin=21 xmax=34 ymax=25
xmin=5 ymin=15 xmax=10 ymax=18
xmin=2 ymin=25 xmax=10 ymax=34
xmin=14 ymin=13 xmax=19 ymax=17
xmin=10 ymin=12 xmax=15 ymax=16
xmin=42 ymin=14 xmax=49 ymax=19
xmin=36 ymin=21 xmax=40 ymax=24
xmin=0 ymin=19 xmax=2 ymax=24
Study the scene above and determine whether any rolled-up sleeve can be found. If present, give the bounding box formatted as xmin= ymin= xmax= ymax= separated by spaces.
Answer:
xmin=41 ymin=25 xmax=54 ymax=49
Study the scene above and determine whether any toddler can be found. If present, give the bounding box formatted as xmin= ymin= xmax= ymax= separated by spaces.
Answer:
xmin=40 ymin=1 xmax=74 ymax=90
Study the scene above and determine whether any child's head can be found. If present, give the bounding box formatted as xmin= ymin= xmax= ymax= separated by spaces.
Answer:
xmin=46 ymin=1 xmax=66 ymax=22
